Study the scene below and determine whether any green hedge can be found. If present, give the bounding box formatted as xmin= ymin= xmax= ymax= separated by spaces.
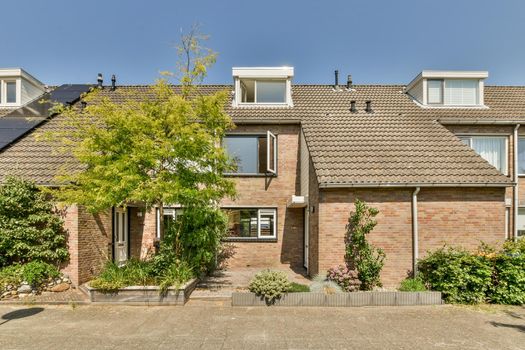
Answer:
xmin=418 ymin=241 xmax=525 ymax=305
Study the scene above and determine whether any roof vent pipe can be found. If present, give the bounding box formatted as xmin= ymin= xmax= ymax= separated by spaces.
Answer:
xmin=350 ymin=100 xmax=357 ymax=113
xmin=97 ymin=73 xmax=103 ymax=88
xmin=347 ymin=75 xmax=352 ymax=89
xmin=365 ymin=100 xmax=373 ymax=113
xmin=111 ymin=75 xmax=116 ymax=91
xmin=334 ymin=70 xmax=339 ymax=89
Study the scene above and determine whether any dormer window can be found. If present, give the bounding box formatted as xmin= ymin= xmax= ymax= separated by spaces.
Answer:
xmin=407 ymin=70 xmax=487 ymax=107
xmin=0 ymin=80 xmax=18 ymax=105
xmin=232 ymin=67 xmax=293 ymax=107
xmin=0 ymin=68 xmax=45 ymax=108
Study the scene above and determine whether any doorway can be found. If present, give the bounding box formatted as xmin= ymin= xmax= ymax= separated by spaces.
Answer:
xmin=113 ymin=207 xmax=129 ymax=266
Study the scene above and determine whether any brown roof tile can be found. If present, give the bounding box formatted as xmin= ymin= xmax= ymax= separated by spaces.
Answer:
xmin=0 ymin=84 xmax=520 ymax=186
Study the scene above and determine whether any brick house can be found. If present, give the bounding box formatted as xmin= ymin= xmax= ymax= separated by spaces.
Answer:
xmin=0 ymin=67 xmax=523 ymax=287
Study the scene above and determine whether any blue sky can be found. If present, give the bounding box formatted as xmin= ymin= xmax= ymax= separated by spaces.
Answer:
xmin=3 ymin=0 xmax=525 ymax=86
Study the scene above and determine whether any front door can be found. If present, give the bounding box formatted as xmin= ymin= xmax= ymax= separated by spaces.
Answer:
xmin=114 ymin=207 xmax=128 ymax=266
xmin=304 ymin=207 xmax=309 ymax=270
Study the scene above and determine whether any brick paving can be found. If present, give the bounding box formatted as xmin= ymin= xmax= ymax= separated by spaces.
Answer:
xmin=192 ymin=267 xmax=311 ymax=300
xmin=0 ymin=304 xmax=524 ymax=349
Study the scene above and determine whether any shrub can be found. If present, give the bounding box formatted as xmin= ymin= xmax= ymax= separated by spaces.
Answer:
xmin=0 ymin=177 xmax=69 ymax=267
xmin=0 ymin=261 xmax=59 ymax=290
xmin=326 ymin=265 xmax=360 ymax=292
xmin=288 ymin=282 xmax=309 ymax=293
xmin=157 ymin=207 xmax=228 ymax=274
xmin=89 ymin=258 xmax=195 ymax=293
xmin=309 ymin=274 xmax=343 ymax=294
xmin=248 ymin=270 xmax=291 ymax=302
xmin=159 ymin=260 xmax=194 ymax=293
xmin=345 ymin=199 xmax=385 ymax=290
xmin=488 ymin=241 xmax=525 ymax=305
xmin=399 ymin=277 xmax=427 ymax=292
xmin=418 ymin=246 xmax=492 ymax=304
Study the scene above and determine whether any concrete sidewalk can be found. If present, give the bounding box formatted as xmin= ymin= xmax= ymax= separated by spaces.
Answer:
xmin=1 ymin=304 xmax=524 ymax=349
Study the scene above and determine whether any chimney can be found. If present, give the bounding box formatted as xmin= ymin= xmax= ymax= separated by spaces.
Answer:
xmin=346 ymin=75 xmax=353 ymax=89
xmin=111 ymin=74 xmax=116 ymax=91
xmin=334 ymin=70 xmax=339 ymax=89
xmin=97 ymin=73 xmax=103 ymax=88
xmin=350 ymin=100 xmax=357 ymax=113
xmin=365 ymin=100 xmax=373 ymax=113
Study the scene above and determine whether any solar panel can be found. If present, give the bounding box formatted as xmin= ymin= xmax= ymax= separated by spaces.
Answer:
xmin=0 ymin=84 xmax=92 ymax=151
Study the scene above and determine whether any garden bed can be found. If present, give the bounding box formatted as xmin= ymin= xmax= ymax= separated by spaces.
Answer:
xmin=232 ymin=291 xmax=442 ymax=307
xmin=84 ymin=278 xmax=198 ymax=305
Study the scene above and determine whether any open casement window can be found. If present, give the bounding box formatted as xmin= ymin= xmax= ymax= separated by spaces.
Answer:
xmin=267 ymin=131 xmax=277 ymax=174
xmin=224 ymin=131 xmax=277 ymax=175
xmin=225 ymin=208 xmax=277 ymax=240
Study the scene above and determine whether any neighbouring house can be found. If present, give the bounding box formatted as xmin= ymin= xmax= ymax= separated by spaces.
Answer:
xmin=0 ymin=66 xmax=524 ymax=287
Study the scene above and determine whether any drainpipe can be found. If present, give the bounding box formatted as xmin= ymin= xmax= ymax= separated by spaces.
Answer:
xmin=412 ymin=187 xmax=420 ymax=276
xmin=514 ymin=124 xmax=520 ymax=242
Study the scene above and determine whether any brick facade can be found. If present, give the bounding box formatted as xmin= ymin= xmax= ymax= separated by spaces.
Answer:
xmin=60 ymin=122 xmax=510 ymax=288
xmin=61 ymin=205 xmax=112 ymax=285
xmin=312 ymin=187 xmax=506 ymax=287
xmin=220 ymin=124 xmax=304 ymax=270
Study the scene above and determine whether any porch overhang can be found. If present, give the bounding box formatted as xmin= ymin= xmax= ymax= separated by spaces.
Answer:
xmin=287 ymin=195 xmax=308 ymax=208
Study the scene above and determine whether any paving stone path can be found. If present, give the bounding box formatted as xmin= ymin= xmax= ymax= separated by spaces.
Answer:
xmin=1 ymin=304 xmax=524 ymax=349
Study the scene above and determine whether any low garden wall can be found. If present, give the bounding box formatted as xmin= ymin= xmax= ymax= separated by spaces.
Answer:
xmin=84 ymin=278 xmax=198 ymax=305
xmin=232 ymin=291 xmax=442 ymax=307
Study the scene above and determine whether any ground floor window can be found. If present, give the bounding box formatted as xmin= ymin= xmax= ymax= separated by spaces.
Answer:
xmin=224 ymin=208 xmax=277 ymax=240
xmin=518 ymin=208 xmax=525 ymax=239
xmin=156 ymin=207 xmax=182 ymax=239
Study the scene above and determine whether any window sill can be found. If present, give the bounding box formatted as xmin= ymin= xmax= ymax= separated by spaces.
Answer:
xmin=223 ymin=237 xmax=277 ymax=243
xmin=234 ymin=103 xmax=292 ymax=108
xmin=224 ymin=173 xmax=277 ymax=178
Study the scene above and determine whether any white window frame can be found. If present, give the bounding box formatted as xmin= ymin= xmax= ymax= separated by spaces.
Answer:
xmin=427 ymin=79 xmax=443 ymax=105
xmin=235 ymin=78 xmax=292 ymax=107
xmin=267 ymin=131 xmax=277 ymax=174
xmin=517 ymin=207 xmax=525 ymax=239
xmin=224 ymin=132 xmax=277 ymax=176
xmin=257 ymin=209 xmax=277 ymax=239
xmin=458 ymin=134 xmax=509 ymax=175
xmin=517 ymin=136 xmax=525 ymax=176
xmin=0 ymin=79 xmax=19 ymax=107
xmin=224 ymin=207 xmax=277 ymax=240
xmin=156 ymin=207 xmax=182 ymax=239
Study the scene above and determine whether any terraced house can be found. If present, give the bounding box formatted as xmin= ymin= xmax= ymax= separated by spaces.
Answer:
xmin=0 ymin=66 xmax=523 ymax=287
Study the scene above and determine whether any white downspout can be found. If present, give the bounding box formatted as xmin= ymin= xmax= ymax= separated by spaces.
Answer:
xmin=514 ymin=124 xmax=520 ymax=242
xmin=412 ymin=186 xmax=420 ymax=276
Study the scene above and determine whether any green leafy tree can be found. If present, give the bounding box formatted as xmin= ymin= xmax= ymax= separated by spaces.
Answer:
xmin=41 ymin=27 xmax=236 ymax=271
xmin=0 ymin=177 xmax=69 ymax=267
xmin=345 ymin=199 xmax=385 ymax=290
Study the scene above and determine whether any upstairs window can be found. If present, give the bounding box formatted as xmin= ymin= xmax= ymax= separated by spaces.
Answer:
xmin=444 ymin=79 xmax=478 ymax=105
xmin=240 ymin=79 xmax=286 ymax=104
xmin=427 ymin=80 xmax=443 ymax=104
xmin=0 ymin=80 xmax=18 ymax=105
xmin=459 ymin=135 xmax=507 ymax=174
xmin=224 ymin=131 xmax=277 ymax=175
xmin=6 ymin=82 xmax=16 ymax=103
xmin=426 ymin=79 xmax=479 ymax=106
xmin=517 ymin=137 xmax=525 ymax=175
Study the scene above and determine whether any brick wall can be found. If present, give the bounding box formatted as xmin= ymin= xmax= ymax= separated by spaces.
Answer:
xmin=61 ymin=205 xmax=112 ymax=285
xmin=315 ymin=187 xmax=506 ymax=287
xmin=220 ymin=124 xmax=304 ymax=269
xmin=129 ymin=207 xmax=157 ymax=259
